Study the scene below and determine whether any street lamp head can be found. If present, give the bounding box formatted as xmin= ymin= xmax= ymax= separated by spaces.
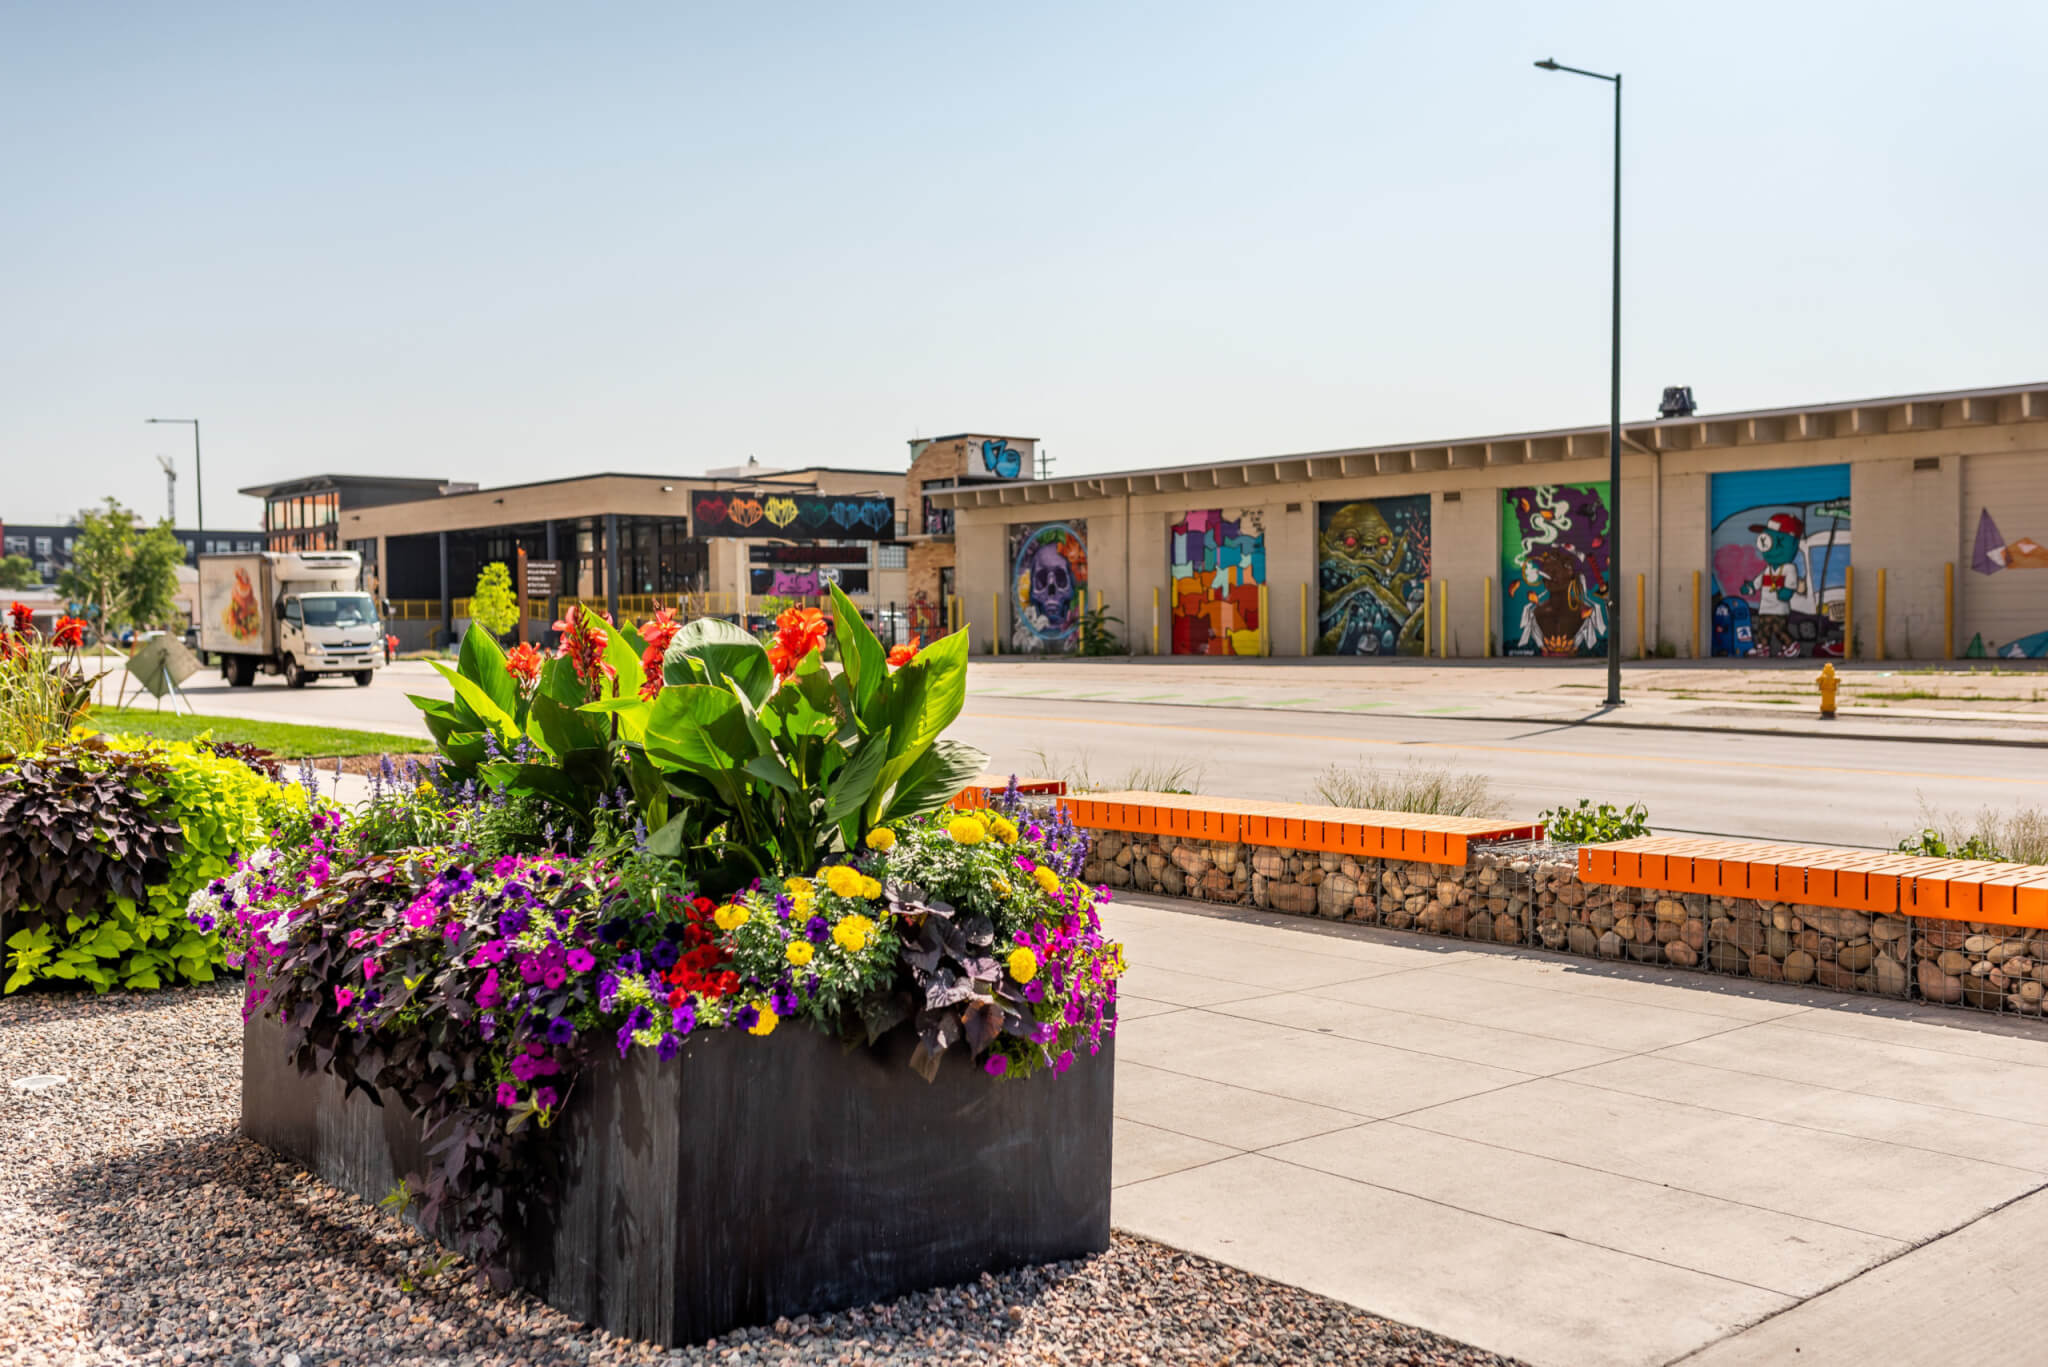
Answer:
xmin=1534 ymin=58 xmax=1560 ymax=70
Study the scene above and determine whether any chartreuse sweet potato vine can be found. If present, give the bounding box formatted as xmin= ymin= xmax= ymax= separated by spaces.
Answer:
xmin=1 ymin=735 xmax=308 ymax=992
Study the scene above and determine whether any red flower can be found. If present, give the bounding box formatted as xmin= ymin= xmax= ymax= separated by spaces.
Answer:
xmin=887 ymin=635 xmax=921 ymax=668
xmin=505 ymin=642 xmax=543 ymax=689
xmin=552 ymin=609 xmax=610 ymax=697
xmin=636 ymin=605 xmax=681 ymax=700
xmin=52 ymin=616 xmax=86 ymax=650
xmin=6 ymin=602 xmax=31 ymax=635
xmin=768 ymin=606 xmax=828 ymax=680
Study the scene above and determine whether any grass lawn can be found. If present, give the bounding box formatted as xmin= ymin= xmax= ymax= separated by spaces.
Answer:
xmin=89 ymin=707 xmax=429 ymax=758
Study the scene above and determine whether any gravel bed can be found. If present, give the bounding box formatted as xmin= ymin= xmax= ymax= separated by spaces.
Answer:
xmin=2 ymin=984 xmax=1523 ymax=1367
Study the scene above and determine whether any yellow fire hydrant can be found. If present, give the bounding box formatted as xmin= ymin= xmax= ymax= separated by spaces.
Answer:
xmin=1817 ymin=661 xmax=1839 ymax=719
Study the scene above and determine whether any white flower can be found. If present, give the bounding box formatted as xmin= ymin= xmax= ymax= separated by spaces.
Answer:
xmin=262 ymin=912 xmax=293 ymax=946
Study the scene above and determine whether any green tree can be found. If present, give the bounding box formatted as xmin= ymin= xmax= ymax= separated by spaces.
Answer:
xmin=469 ymin=562 xmax=520 ymax=638
xmin=58 ymin=499 xmax=139 ymax=642
xmin=0 ymin=554 xmax=37 ymax=589
xmin=126 ymin=521 xmax=188 ymax=630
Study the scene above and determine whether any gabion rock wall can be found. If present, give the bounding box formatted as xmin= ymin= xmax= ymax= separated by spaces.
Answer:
xmin=1081 ymin=827 xmax=2041 ymax=1020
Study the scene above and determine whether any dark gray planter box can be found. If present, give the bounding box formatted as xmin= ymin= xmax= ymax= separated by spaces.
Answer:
xmin=241 ymin=1011 xmax=1114 ymax=1346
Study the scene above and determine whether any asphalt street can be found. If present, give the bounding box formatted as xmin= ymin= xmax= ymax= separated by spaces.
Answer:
xmin=134 ymin=660 xmax=2048 ymax=850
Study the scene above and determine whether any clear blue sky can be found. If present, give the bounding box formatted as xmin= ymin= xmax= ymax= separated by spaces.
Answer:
xmin=4 ymin=1 xmax=2043 ymax=529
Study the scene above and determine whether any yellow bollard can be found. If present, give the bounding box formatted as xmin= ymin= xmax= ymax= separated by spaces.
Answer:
xmin=1484 ymin=576 xmax=1494 ymax=657
xmin=1844 ymin=567 xmax=1855 ymax=659
xmin=1636 ymin=572 xmax=1646 ymax=660
xmin=1152 ymin=585 xmax=1160 ymax=656
xmin=1876 ymin=569 xmax=1887 ymax=662
xmin=1817 ymin=661 xmax=1839 ymax=720
xmin=1258 ymin=583 xmax=1271 ymax=656
xmin=1692 ymin=569 xmax=1702 ymax=659
xmin=1944 ymin=562 xmax=1955 ymax=659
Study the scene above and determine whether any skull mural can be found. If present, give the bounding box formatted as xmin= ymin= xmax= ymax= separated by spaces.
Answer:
xmin=1008 ymin=521 xmax=1088 ymax=652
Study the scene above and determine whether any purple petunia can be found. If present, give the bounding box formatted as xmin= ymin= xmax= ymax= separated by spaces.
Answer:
xmin=805 ymin=916 xmax=830 ymax=945
xmin=496 ymin=1082 xmax=519 ymax=1108
xmin=656 ymin=1033 xmax=681 ymax=1062
xmin=732 ymin=1004 xmax=760 ymax=1031
xmin=984 ymin=1055 xmax=1008 ymax=1076
xmin=546 ymin=1017 xmax=575 ymax=1046
xmin=533 ymin=1086 xmax=558 ymax=1110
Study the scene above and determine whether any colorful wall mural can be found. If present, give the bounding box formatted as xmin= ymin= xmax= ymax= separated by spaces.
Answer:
xmin=1708 ymin=466 xmax=1850 ymax=659
xmin=1009 ymin=521 xmax=1087 ymax=653
xmin=1317 ymin=496 xmax=1430 ymax=656
xmin=1501 ymin=484 xmax=1611 ymax=658
xmin=1966 ymin=506 xmax=2048 ymax=657
xmin=1170 ymin=510 xmax=1265 ymax=655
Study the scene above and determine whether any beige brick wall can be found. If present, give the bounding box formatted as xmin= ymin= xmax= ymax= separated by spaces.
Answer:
xmin=948 ymin=420 xmax=2048 ymax=660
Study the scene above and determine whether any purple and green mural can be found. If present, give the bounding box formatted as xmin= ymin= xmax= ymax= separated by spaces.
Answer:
xmin=1501 ymin=484 xmax=1610 ymax=658
xmin=1009 ymin=521 xmax=1088 ymax=653
xmin=1709 ymin=465 xmax=1850 ymax=658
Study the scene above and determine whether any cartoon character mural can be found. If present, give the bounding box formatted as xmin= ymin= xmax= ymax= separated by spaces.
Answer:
xmin=1170 ymin=510 xmax=1265 ymax=654
xmin=1501 ymin=484 xmax=1610 ymax=657
xmin=1008 ymin=521 xmax=1087 ymax=653
xmin=1709 ymin=466 xmax=1849 ymax=658
xmin=908 ymin=589 xmax=943 ymax=636
xmin=1317 ymin=496 xmax=1430 ymax=656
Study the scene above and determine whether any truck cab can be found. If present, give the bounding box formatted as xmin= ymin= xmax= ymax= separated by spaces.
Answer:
xmin=279 ymin=590 xmax=384 ymax=687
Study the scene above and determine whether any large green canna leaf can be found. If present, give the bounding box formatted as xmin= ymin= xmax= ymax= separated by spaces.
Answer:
xmin=829 ymin=582 xmax=887 ymax=720
xmin=824 ymin=727 xmax=892 ymax=824
xmin=524 ymin=693 xmax=610 ymax=759
xmin=457 ymin=623 xmax=519 ymax=722
xmin=431 ymin=662 xmax=520 ymax=747
xmin=865 ymin=629 xmax=970 ymax=821
xmin=640 ymin=684 xmax=757 ymax=772
xmin=662 ymin=617 xmax=773 ymax=705
xmin=879 ymin=738 xmax=989 ymax=821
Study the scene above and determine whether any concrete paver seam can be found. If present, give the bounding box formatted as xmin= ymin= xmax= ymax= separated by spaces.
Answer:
xmin=1551 ymin=1069 xmax=2048 ymax=1176
xmin=1660 ymin=1177 xmax=2048 ymax=1367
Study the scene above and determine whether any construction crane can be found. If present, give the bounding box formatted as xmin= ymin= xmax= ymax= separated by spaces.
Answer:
xmin=157 ymin=454 xmax=177 ymax=524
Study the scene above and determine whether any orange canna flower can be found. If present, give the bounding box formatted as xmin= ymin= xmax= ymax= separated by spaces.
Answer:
xmin=505 ymin=642 xmax=544 ymax=689
xmin=769 ymin=606 xmax=828 ymax=680
xmin=886 ymin=635 xmax=921 ymax=667
xmin=53 ymin=616 xmax=87 ymax=649
xmin=6 ymin=602 xmax=31 ymax=635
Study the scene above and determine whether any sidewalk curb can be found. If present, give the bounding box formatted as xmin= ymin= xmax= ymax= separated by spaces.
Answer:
xmin=968 ymin=691 xmax=2048 ymax=750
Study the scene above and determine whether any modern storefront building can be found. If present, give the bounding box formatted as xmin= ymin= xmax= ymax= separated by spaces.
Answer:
xmin=901 ymin=433 xmax=1040 ymax=636
xmin=255 ymin=463 xmax=911 ymax=647
xmin=929 ymin=381 xmax=2048 ymax=663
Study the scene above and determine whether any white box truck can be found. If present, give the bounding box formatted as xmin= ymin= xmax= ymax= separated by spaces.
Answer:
xmin=196 ymin=550 xmax=385 ymax=688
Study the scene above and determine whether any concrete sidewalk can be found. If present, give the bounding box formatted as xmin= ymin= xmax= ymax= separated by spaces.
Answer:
xmin=1104 ymin=892 xmax=2048 ymax=1367
xmin=969 ymin=659 xmax=2048 ymax=747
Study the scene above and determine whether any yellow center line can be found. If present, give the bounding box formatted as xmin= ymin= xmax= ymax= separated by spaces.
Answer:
xmin=961 ymin=710 xmax=2047 ymax=786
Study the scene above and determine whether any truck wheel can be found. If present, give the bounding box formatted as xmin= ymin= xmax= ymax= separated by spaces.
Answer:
xmin=230 ymin=656 xmax=256 ymax=688
xmin=285 ymin=657 xmax=309 ymax=688
xmin=354 ymin=670 xmax=374 ymax=687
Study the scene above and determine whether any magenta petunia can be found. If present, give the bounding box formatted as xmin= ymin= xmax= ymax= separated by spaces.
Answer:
xmin=495 ymin=1082 xmax=519 ymax=1108
xmin=984 ymin=1055 xmax=1008 ymax=1076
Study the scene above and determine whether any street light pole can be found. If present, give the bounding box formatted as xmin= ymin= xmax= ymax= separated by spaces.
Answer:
xmin=1534 ymin=58 xmax=1624 ymax=707
xmin=146 ymin=418 xmax=203 ymax=537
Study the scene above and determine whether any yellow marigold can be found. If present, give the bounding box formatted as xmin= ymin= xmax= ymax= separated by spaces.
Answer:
xmin=824 ymin=865 xmax=864 ymax=899
xmin=992 ymin=876 xmax=1012 ymax=898
xmin=990 ymin=816 xmax=1019 ymax=844
xmin=749 ymin=1003 xmax=779 ymax=1037
xmin=786 ymin=940 xmax=815 ymax=967
xmin=859 ymin=876 xmax=882 ymax=899
xmin=783 ymin=876 xmax=814 ymax=898
xmin=1007 ymin=946 xmax=1039 ymax=983
xmin=714 ymin=903 xmax=751 ymax=932
xmin=866 ymin=827 xmax=896 ymax=851
xmin=833 ymin=914 xmax=877 ymax=953
xmin=946 ymin=815 xmax=986 ymax=845
xmin=1033 ymin=865 xmax=1061 ymax=897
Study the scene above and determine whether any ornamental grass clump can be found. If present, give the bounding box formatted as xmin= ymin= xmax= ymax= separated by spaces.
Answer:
xmin=0 ymin=600 xmax=98 ymax=753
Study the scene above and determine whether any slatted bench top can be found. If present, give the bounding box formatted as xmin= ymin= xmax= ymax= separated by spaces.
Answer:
xmin=1579 ymin=835 xmax=2048 ymax=928
xmin=1064 ymin=791 xmax=1544 ymax=866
